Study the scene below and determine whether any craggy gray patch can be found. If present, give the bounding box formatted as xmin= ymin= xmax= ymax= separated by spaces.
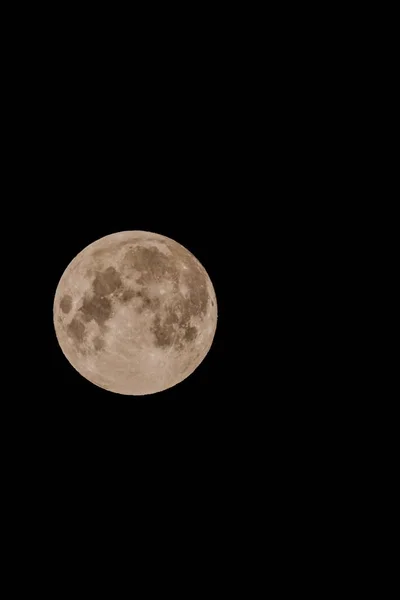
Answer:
xmin=151 ymin=314 xmax=175 ymax=348
xmin=165 ymin=241 xmax=208 ymax=318
xmin=119 ymin=287 xmax=160 ymax=312
xmin=120 ymin=288 xmax=137 ymax=303
xmin=151 ymin=278 xmax=208 ymax=350
xmin=164 ymin=308 xmax=179 ymax=326
xmin=92 ymin=267 xmax=122 ymax=296
xmin=124 ymin=246 xmax=179 ymax=288
xmin=79 ymin=294 xmax=112 ymax=325
xmin=149 ymin=296 xmax=161 ymax=310
xmin=93 ymin=335 xmax=105 ymax=351
xmin=67 ymin=318 xmax=85 ymax=343
xmin=134 ymin=243 xmax=210 ymax=351
xmin=138 ymin=291 xmax=152 ymax=309
xmin=184 ymin=271 xmax=208 ymax=318
xmin=184 ymin=326 xmax=198 ymax=342
xmin=60 ymin=294 xmax=72 ymax=314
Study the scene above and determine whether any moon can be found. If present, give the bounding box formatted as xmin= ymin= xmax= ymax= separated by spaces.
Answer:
xmin=53 ymin=231 xmax=217 ymax=395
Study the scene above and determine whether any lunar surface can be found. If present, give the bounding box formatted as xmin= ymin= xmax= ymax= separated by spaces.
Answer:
xmin=53 ymin=231 xmax=217 ymax=395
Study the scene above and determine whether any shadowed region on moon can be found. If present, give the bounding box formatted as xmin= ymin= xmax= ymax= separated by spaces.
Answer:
xmin=54 ymin=231 xmax=217 ymax=395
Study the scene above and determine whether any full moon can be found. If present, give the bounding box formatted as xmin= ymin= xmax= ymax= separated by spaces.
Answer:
xmin=53 ymin=231 xmax=217 ymax=395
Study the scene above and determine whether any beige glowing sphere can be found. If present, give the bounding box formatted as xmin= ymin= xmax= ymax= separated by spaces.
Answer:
xmin=53 ymin=231 xmax=217 ymax=395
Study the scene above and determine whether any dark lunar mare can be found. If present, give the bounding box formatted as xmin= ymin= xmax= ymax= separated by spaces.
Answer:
xmin=78 ymin=266 xmax=123 ymax=326
xmin=67 ymin=318 xmax=85 ymax=343
xmin=60 ymin=295 xmax=72 ymax=314
xmin=65 ymin=266 xmax=124 ymax=350
xmin=140 ymin=245 xmax=209 ymax=350
xmin=92 ymin=267 xmax=122 ymax=296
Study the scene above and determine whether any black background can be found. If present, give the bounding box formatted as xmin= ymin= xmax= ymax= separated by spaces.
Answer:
xmin=5 ymin=11 xmax=343 ymax=578
xmin=3 ymin=7 xmax=363 ymax=589
xmin=1 ymin=14 xmax=361 ymax=594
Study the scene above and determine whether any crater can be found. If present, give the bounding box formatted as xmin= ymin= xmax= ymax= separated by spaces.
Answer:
xmin=60 ymin=294 xmax=72 ymax=314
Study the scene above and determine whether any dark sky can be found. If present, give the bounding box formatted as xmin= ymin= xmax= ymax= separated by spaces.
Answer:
xmin=4 ymin=11 xmax=339 ymax=575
